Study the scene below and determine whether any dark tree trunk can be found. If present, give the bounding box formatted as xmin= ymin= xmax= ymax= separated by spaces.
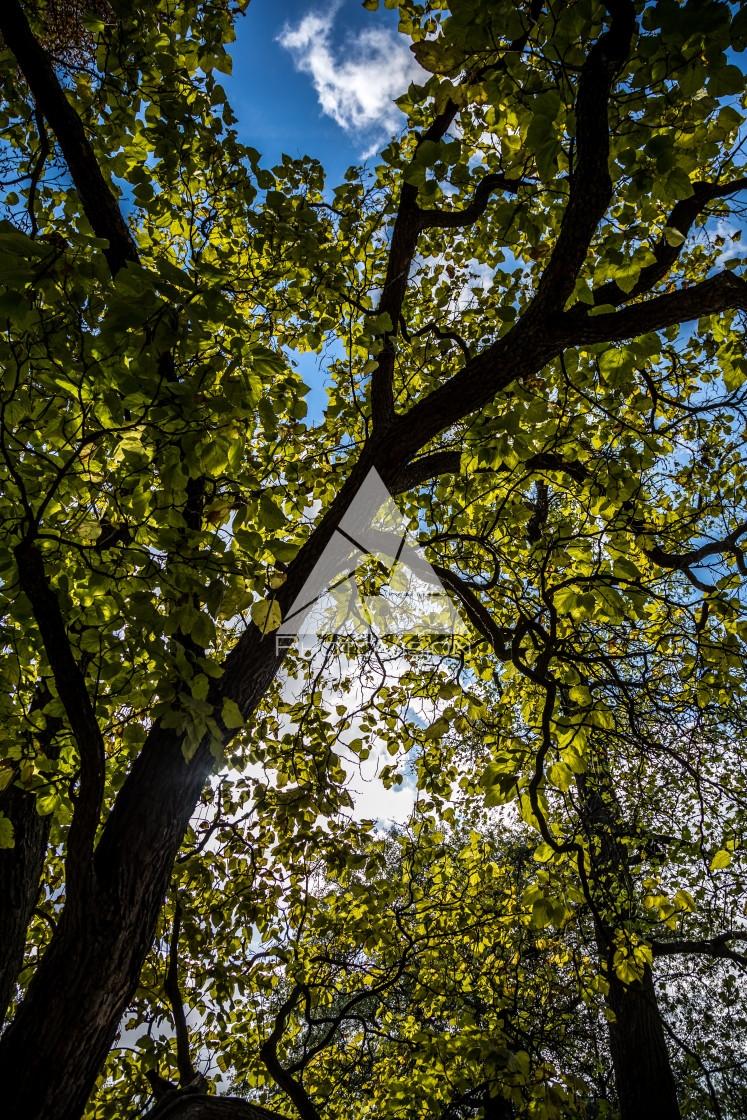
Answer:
xmin=0 ymin=778 xmax=54 ymax=1024
xmin=0 ymin=727 xmax=215 ymax=1120
xmin=576 ymin=754 xmax=681 ymax=1120
xmin=481 ymin=1088 xmax=515 ymax=1119
xmin=606 ymin=965 xmax=680 ymax=1120
xmin=143 ymin=1095 xmax=286 ymax=1120
xmin=0 ymin=692 xmax=62 ymax=1026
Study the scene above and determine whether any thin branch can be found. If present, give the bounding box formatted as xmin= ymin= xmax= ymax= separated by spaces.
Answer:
xmin=33 ymin=906 xmax=57 ymax=933
xmin=27 ymin=107 xmax=49 ymax=237
xmin=164 ymin=901 xmax=199 ymax=1088
xmin=418 ymin=172 xmax=526 ymax=230
xmin=593 ymin=176 xmax=747 ymax=306
xmin=406 ymin=318 xmax=472 ymax=362
xmin=641 ymin=520 xmax=747 ymax=581
xmin=658 ymin=1016 xmax=725 ymax=1120
xmin=430 ymin=562 xmax=512 ymax=659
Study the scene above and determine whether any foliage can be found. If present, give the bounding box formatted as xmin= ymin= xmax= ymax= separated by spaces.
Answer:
xmin=2 ymin=1 xmax=747 ymax=1119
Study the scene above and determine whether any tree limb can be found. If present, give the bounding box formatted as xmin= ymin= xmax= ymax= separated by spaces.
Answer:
xmin=430 ymin=563 xmax=512 ymax=659
xmin=0 ymin=0 xmax=138 ymax=276
xmin=164 ymin=902 xmax=199 ymax=1088
xmin=593 ymin=176 xmax=747 ymax=306
xmin=418 ymin=172 xmax=526 ymax=230
xmin=370 ymin=3 xmax=543 ymax=429
xmin=562 ymin=268 xmax=747 ymax=347
xmin=13 ymin=543 xmax=105 ymax=901
xmin=27 ymin=106 xmax=50 ymax=237
xmin=259 ymin=986 xmax=323 ymax=1120
xmin=143 ymin=1092 xmax=288 ymax=1120
xmin=651 ymin=930 xmax=747 ymax=969
xmin=0 ymin=683 xmax=63 ymax=1024
xmin=390 ymin=450 xmax=462 ymax=493
xmin=533 ymin=0 xmax=637 ymax=313
xmin=370 ymin=99 xmax=461 ymax=430
xmin=641 ymin=519 xmax=747 ymax=581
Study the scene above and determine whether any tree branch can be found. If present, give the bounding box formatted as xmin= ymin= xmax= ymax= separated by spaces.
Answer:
xmin=641 ymin=519 xmax=747 ymax=582
xmin=651 ymin=930 xmax=747 ymax=969
xmin=533 ymin=0 xmax=637 ymax=312
xmin=418 ymin=172 xmax=526 ymax=230
xmin=390 ymin=449 xmax=590 ymax=493
xmin=561 ymin=268 xmax=747 ymax=346
xmin=404 ymin=318 xmax=472 ymax=363
xmin=164 ymin=901 xmax=199 ymax=1087
xmin=143 ymin=1092 xmax=288 ymax=1120
xmin=0 ymin=682 xmax=63 ymax=1024
xmin=370 ymin=100 xmax=461 ymax=430
xmin=593 ymin=176 xmax=747 ymax=306
xmin=0 ymin=0 xmax=138 ymax=276
xmin=27 ymin=106 xmax=49 ymax=237
xmin=430 ymin=563 xmax=512 ymax=659
xmin=390 ymin=450 xmax=462 ymax=493
xmin=369 ymin=4 xmax=543 ymax=429
xmin=13 ymin=543 xmax=105 ymax=900
xmin=259 ymin=985 xmax=323 ymax=1120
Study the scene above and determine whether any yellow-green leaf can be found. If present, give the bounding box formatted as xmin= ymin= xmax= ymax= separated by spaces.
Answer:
xmin=251 ymin=599 xmax=282 ymax=633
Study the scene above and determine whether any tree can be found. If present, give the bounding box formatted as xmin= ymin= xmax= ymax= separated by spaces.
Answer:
xmin=2 ymin=0 xmax=747 ymax=1117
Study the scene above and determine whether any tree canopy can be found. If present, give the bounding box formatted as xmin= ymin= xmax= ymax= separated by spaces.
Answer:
xmin=1 ymin=0 xmax=747 ymax=1118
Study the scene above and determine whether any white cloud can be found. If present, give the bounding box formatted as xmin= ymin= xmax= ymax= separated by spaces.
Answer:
xmin=713 ymin=218 xmax=746 ymax=266
xmin=278 ymin=7 xmax=424 ymax=151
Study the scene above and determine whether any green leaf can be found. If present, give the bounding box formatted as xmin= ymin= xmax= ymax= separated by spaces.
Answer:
xmin=708 ymin=63 xmax=745 ymax=98
xmin=424 ymin=716 xmax=450 ymax=740
xmin=0 ymin=812 xmax=14 ymax=849
xmin=251 ymin=599 xmax=282 ymax=633
xmin=259 ymin=494 xmax=285 ymax=531
xmin=75 ymin=519 xmax=102 ymax=542
xmin=222 ymin=698 xmax=244 ymax=729
xmin=410 ymin=39 xmax=465 ymax=74
xmin=662 ymin=226 xmax=685 ymax=247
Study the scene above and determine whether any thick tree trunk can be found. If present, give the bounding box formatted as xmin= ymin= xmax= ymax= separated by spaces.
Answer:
xmin=577 ymin=757 xmax=681 ymax=1120
xmin=606 ymin=965 xmax=680 ymax=1120
xmin=143 ymin=1095 xmax=286 ymax=1120
xmin=0 ymin=692 xmax=62 ymax=1026
xmin=0 ymin=778 xmax=53 ymax=1024
xmin=0 ymin=727 xmax=215 ymax=1120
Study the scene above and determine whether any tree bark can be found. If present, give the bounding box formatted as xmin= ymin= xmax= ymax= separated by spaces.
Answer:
xmin=143 ymin=1095 xmax=287 ymax=1120
xmin=576 ymin=758 xmax=681 ymax=1120
xmin=605 ymin=965 xmax=680 ymax=1120
xmin=0 ymin=778 xmax=54 ymax=1024
xmin=0 ymin=726 xmax=214 ymax=1120
xmin=0 ymin=689 xmax=62 ymax=1025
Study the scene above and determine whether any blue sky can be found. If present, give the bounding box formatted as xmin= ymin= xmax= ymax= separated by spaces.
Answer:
xmin=222 ymin=1 xmax=427 ymax=418
xmin=225 ymin=0 xmax=423 ymax=187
